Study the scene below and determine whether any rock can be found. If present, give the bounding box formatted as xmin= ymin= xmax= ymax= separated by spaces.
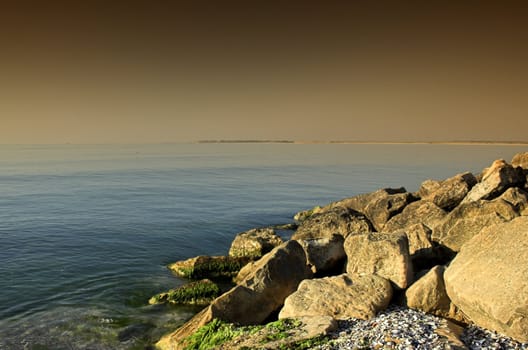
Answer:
xmin=444 ymin=216 xmax=528 ymax=343
xmin=496 ymin=187 xmax=528 ymax=213
xmin=156 ymin=240 xmax=312 ymax=349
xmin=435 ymin=319 xmax=468 ymax=350
xmin=462 ymin=159 xmax=525 ymax=203
xmin=294 ymin=188 xmax=414 ymax=232
xmin=345 ymin=232 xmax=413 ymax=289
xmin=393 ymin=223 xmax=434 ymax=260
xmin=219 ymin=316 xmax=337 ymax=350
xmin=333 ymin=188 xmax=414 ymax=232
xmin=229 ymin=227 xmax=283 ymax=259
xmin=168 ymin=255 xmax=251 ymax=280
xmin=297 ymin=234 xmax=346 ymax=274
xmin=418 ymin=172 xmax=477 ymax=210
xmin=383 ymin=200 xmax=447 ymax=233
xmin=148 ymin=279 xmax=220 ymax=306
xmin=362 ymin=190 xmax=416 ymax=232
xmin=328 ymin=187 xmax=407 ymax=209
xmin=294 ymin=205 xmax=323 ymax=221
xmin=279 ymin=274 xmax=392 ymax=320
xmin=292 ymin=206 xmax=373 ymax=240
xmin=512 ymin=151 xmax=528 ymax=169
xmin=431 ymin=199 xmax=518 ymax=254
xmin=405 ymin=266 xmax=464 ymax=322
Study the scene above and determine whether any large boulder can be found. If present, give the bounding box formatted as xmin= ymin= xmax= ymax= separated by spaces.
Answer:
xmin=418 ymin=172 xmax=477 ymax=210
xmin=156 ymin=240 xmax=312 ymax=349
xmin=405 ymin=266 xmax=464 ymax=322
xmin=345 ymin=232 xmax=413 ymax=289
xmin=292 ymin=206 xmax=373 ymax=240
xmin=279 ymin=274 xmax=392 ymax=320
xmin=297 ymin=234 xmax=346 ymax=274
xmin=444 ymin=216 xmax=528 ymax=342
xmin=431 ymin=199 xmax=518 ymax=254
xmin=462 ymin=159 xmax=525 ymax=203
xmin=229 ymin=227 xmax=283 ymax=259
xmin=168 ymin=255 xmax=251 ymax=280
xmin=383 ymin=200 xmax=447 ymax=233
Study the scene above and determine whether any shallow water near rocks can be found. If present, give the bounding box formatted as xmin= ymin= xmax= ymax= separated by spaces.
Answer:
xmin=0 ymin=143 xmax=526 ymax=349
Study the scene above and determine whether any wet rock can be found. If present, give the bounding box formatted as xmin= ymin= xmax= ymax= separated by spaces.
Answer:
xmin=168 ymin=255 xmax=251 ymax=280
xmin=148 ymin=279 xmax=220 ymax=306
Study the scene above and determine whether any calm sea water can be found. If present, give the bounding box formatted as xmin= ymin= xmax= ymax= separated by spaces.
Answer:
xmin=0 ymin=143 xmax=526 ymax=349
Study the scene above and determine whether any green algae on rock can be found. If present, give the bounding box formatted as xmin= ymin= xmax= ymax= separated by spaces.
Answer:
xmin=149 ymin=279 xmax=221 ymax=306
xmin=168 ymin=256 xmax=251 ymax=280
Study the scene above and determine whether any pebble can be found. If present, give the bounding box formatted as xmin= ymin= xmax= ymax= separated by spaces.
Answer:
xmin=313 ymin=306 xmax=528 ymax=350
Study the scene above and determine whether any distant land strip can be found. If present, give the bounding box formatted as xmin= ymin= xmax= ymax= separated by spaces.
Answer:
xmin=196 ymin=140 xmax=528 ymax=145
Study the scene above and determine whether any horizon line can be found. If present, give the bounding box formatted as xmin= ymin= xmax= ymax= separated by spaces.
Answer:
xmin=1 ymin=140 xmax=528 ymax=146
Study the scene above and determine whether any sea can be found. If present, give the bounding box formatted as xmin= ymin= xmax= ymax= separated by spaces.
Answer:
xmin=0 ymin=143 xmax=526 ymax=349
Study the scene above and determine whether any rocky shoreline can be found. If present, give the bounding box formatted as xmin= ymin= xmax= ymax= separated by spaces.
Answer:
xmin=152 ymin=152 xmax=528 ymax=349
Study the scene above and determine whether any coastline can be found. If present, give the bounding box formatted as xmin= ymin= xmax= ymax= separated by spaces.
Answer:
xmin=196 ymin=140 xmax=528 ymax=146
xmin=155 ymin=151 xmax=528 ymax=350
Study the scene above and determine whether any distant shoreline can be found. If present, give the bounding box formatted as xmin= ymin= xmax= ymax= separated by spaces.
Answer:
xmin=196 ymin=140 xmax=528 ymax=146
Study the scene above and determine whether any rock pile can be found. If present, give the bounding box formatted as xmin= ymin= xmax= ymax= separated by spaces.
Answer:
xmin=155 ymin=152 xmax=528 ymax=349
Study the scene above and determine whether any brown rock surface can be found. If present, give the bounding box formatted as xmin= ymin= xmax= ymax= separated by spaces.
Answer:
xmin=431 ymin=199 xmax=517 ymax=253
xmin=294 ymin=188 xmax=413 ymax=232
xmin=496 ymin=187 xmax=528 ymax=213
xmin=292 ymin=206 xmax=373 ymax=240
xmin=229 ymin=227 xmax=283 ymax=258
xmin=393 ymin=223 xmax=434 ymax=260
xmin=462 ymin=159 xmax=525 ymax=203
xmin=418 ymin=172 xmax=477 ymax=210
xmin=512 ymin=151 xmax=528 ymax=169
xmin=383 ymin=200 xmax=446 ymax=233
xmin=345 ymin=232 xmax=413 ymax=289
xmin=405 ymin=266 xmax=464 ymax=322
xmin=444 ymin=216 xmax=528 ymax=342
xmin=157 ymin=240 xmax=312 ymax=349
xmin=297 ymin=233 xmax=346 ymax=274
xmin=279 ymin=274 xmax=392 ymax=320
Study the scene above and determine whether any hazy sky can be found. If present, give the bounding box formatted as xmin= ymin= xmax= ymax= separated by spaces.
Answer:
xmin=1 ymin=1 xmax=528 ymax=143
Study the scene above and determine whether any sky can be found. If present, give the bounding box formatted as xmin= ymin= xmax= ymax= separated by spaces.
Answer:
xmin=1 ymin=1 xmax=528 ymax=144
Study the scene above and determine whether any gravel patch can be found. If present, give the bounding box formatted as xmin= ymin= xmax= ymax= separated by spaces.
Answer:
xmin=313 ymin=306 xmax=528 ymax=350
